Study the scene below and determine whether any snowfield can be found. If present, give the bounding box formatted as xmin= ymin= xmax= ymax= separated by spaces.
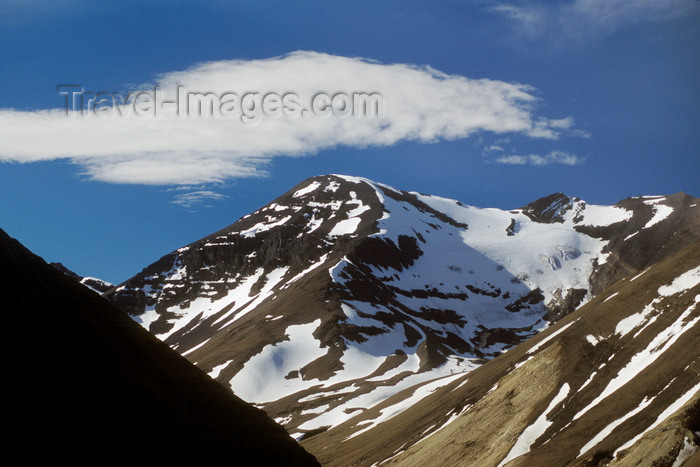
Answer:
xmin=112 ymin=175 xmax=695 ymax=439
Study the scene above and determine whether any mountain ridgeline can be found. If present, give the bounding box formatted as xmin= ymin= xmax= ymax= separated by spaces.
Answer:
xmin=105 ymin=174 xmax=700 ymax=450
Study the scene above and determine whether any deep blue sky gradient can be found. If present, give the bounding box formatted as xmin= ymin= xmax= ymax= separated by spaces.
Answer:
xmin=1 ymin=1 xmax=698 ymax=283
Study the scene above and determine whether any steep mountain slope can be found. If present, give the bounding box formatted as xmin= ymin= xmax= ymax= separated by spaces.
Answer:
xmin=301 ymin=241 xmax=700 ymax=466
xmin=106 ymin=175 xmax=700 ymax=438
xmin=51 ymin=261 xmax=114 ymax=293
xmin=0 ymin=228 xmax=319 ymax=465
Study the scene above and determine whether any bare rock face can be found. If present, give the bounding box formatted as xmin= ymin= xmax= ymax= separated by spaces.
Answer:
xmin=544 ymin=287 xmax=588 ymax=321
xmin=521 ymin=192 xmax=578 ymax=223
xmin=105 ymin=174 xmax=700 ymax=439
xmin=582 ymin=192 xmax=700 ymax=295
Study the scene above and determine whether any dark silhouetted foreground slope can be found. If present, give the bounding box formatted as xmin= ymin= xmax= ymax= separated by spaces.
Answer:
xmin=0 ymin=228 xmax=319 ymax=465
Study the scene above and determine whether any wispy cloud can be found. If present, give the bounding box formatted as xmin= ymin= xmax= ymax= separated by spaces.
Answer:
xmin=0 ymin=51 xmax=576 ymax=185
xmin=492 ymin=0 xmax=694 ymax=41
xmin=485 ymin=145 xmax=505 ymax=153
xmin=171 ymin=190 xmax=228 ymax=209
xmin=0 ymin=0 xmax=84 ymax=28
xmin=493 ymin=150 xmax=584 ymax=166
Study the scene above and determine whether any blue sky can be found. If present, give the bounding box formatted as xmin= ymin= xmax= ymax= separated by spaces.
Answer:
xmin=1 ymin=0 xmax=698 ymax=283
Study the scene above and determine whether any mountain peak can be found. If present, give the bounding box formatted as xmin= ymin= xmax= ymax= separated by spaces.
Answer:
xmin=105 ymin=176 xmax=699 ymax=440
xmin=520 ymin=192 xmax=581 ymax=224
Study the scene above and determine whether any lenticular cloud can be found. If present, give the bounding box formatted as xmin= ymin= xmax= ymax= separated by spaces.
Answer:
xmin=0 ymin=51 xmax=574 ymax=184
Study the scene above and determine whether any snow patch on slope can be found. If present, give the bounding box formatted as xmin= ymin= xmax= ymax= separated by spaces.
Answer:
xmin=580 ymin=204 xmax=632 ymax=227
xmin=528 ymin=321 xmax=576 ymax=355
xmin=498 ymin=383 xmax=571 ymax=467
xmin=579 ymin=396 xmax=655 ymax=456
xmin=293 ymin=180 xmax=322 ymax=198
xmin=614 ymin=379 xmax=700 ymax=457
xmin=292 ymin=358 xmax=476 ymax=438
xmin=229 ymin=320 xmax=325 ymax=403
xmin=329 ymin=217 xmax=362 ymax=236
xmin=208 ymin=359 xmax=233 ymax=379
xmin=576 ymin=295 xmax=700 ymax=421
xmin=346 ymin=373 xmax=465 ymax=440
xmin=644 ymin=203 xmax=674 ymax=229
xmin=658 ymin=265 xmax=700 ymax=297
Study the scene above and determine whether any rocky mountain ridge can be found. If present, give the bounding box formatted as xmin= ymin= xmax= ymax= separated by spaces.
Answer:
xmin=105 ymin=174 xmax=700 ymax=439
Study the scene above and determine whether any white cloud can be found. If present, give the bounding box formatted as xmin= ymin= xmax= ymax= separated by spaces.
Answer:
xmin=0 ymin=51 xmax=575 ymax=185
xmin=485 ymin=145 xmax=505 ymax=153
xmin=493 ymin=150 xmax=583 ymax=166
xmin=171 ymin=190 xmax=228 ymax=209
xmin=493 ymin=3 xmax=549 ymax=38
xmin=493 ymin=0 xmax=693 ymax=40
xmin=569 ymin=0 xmax=691 ymax=25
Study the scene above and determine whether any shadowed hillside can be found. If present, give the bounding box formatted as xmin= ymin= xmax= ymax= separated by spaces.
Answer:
xmin=0 ymin=228 xmax=319 ymax=465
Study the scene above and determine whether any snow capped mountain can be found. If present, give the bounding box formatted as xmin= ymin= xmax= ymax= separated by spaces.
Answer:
xmin=106 ymin=175 xmax=700 ymax=439
xmin=302 ymin=241 xmax=700 ymax=466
